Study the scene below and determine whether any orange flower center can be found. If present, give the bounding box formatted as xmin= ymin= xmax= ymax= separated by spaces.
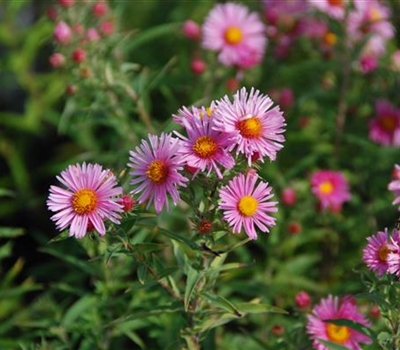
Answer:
xmin=238 ymin=195 xmax=258 ymax=217
xmin=323 ymin=32 xmax=337 ymax=46
xmin=380 ymin=115 xmax=397 ymax=132
xmin=326 ymin=323 xmax=350 ymax=344
xmin=146 ymin=160 xmax=169 ymax=184
xmin=193 ymin=135 xmax=218 ymax=159
xmin=319 ymin=181 xmax=333 ymax=195
xmin=327 ymin=0 xmax=343 ymax=7
xmin=237 ymin=116 xmax=262 ymax=139
xmin=378 ymin=244 xmax=390 ymax=262
xmin=72 ymin=189 xmax=97 ymax=215
xmin=224 ymin=26 xmax=243 ymax=45
xmin=369 ymin=7 xmax=383 ymax=23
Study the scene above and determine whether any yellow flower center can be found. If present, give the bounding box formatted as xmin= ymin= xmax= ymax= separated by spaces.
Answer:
xmin=326 ymin=323 xmax=350 ymax=344
xmin=146 ymin=160 xmax=169 ymax=184
xmin=378 ymin=244 xmax=390 ymax=262
xmin=369 ymin=7 xmax=383 ymax=23
xmin=319 ymin=181 xmax=333 ymax=195
xmin=237 ymin=116 xmax=262 ymax=139
xmin=323 ymin=32 xmax=337 ymax=46
xmin=224 ymin=26 xmax=243 ymax=45
xmin=193 ymin=136 xmax=218 ymax=159
xmin=327 ymin=0 xmax=343 ymax=7
xmin=72 ymin=189 xmax=97 ymax=215
xmin=380 ymin=115 xmax=397 ymax=132
xmin=238 ymin=195 xmax=258 ymax=217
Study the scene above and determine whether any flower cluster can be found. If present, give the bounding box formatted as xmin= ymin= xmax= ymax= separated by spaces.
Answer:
xmin=307 ymin=295 xmax=372 ymax=350
xmin=47 ymin=87 xmax=286 ymax=240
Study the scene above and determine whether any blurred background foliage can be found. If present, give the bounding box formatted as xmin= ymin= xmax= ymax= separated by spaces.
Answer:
xmin=1 ymin=0 xmax=400 ymax=349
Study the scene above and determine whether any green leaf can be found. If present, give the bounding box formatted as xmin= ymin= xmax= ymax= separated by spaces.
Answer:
xmin=317 ymin=339 xmax=350 ymax=350
xmin=0 ymin=227 xmax=24 ymax=238
xmin=193 ymin=313 xmax=239 ymax=333
xmin=200 ymin=291 xmax=241 ymax=317
xmin=184 ymin=266 xmax=203 ymax=311
xmin=324 ymin=319 xmax=376 ymax=340
xmin=62 ymin=295 xmax=97 ymax=328
xmin=236 ymin=302 xmax=288 ymax=315
xmin=0 ymin=189 xmax=15 ymax=198
xmin=157 ymin=227 xmax=197 ymax=250
xmin=137 ymin=265 xmax=147 ymax=285
xmin=130 ymin=242 xmax=167 ymax=254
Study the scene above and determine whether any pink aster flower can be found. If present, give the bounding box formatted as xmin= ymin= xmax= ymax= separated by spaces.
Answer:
xmin=307 ymin=295 xmax=372 ymax=350
xmin=218 ymin=172 xmax=278 ymax=240
xmin=47 ymin=163 xmax=123 ymax=238
xmin=202 ymin=2 xmax=266 ymax=69
xmin=363 ymin=229 xmax=393 ymax=276
xmin=128 ymin=133 xmax=188 ymax=213
xmin=307 ymin=0 xmax=348 ymax=20
xmin=310 ymin=170 xmax=351 ymax=211
xmin=369 ymin=99 xmax=400 ymax=146
xmin=388 ymin=165 xmax=400 ymax=209
xmin=175 ymin=108 xmax=234 ymax=178
xmin=387 ymin=232 xmax=400 ymax=278
xmin=213 ymin=87 xmax=286 ymax=165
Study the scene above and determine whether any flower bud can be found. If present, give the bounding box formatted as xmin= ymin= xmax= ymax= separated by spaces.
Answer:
xmin=190 ymin=58 xmax=206 ymax=75
xmin=281 ymin=187 xmax=296 ymax=206
xmin=49 ymin=53 xmax=66 ymax=68
xmin=53 ymin=21 xmax=72 ymax=44
xmin=182 ymin=20 xmax=201 ymax=41
xmin=295 ymin=291 xmax=311 ymax=309
xmin=121 ymin=195 xmax=135 ymax=212
xmin=92 ymin=1 xmax=108 ymax=17
xmin=72 ymin=48 xmax=87 ymax=63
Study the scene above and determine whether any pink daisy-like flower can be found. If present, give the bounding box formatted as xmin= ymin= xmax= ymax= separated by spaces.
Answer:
xmin=202 ymin=2 xmax=266 ymax=69
xmin=213 ymin=87 xmax=285 ymax=165
xmin=307 ymin=0 xmax=348 ymax=20
xmin=387 ymin=231 xmax=400 ymax=278
xmin=218 ymin=172 xmax=278 ymax=240
xmin=369 ymin=99 xmax=400 ymax=146
xmin=47 ymin=163 xmax=123 ymax=238
xmin=362 ymin=228 xmax=393 ymax=276
xmin=307 ymin=295 xmax=372 ymax=350
xmin=128 ymin=133 xmax=188 ymax=213
xmin=310 ymin=170 xmax=351 ymax=210
xmin=175 ymin=108 xmax=234 ymax=179
xmin=388 ymin=164 xmax=400 ymax=209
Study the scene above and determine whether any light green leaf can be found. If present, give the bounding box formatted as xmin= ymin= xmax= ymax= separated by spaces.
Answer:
xmin=62 ymin=295 xmax=97 ymax=328
xmin=200 ymin=291 xmax=241 ymax=317
xmin=137 ymin=265 xmax=147 ymax=285
xmin=0 ymin=227 xmax=24 ymax=238
xmin=236 ymin=302 xmax=288 ymax=315
xmin=317 ymin=339 xmax=350 ymax=350
xmin=184 ymin=266 xmax=203 ymax=311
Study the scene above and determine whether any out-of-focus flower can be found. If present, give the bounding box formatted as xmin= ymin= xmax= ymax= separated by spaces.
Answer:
xmin=288 ymin=222 xmax=302 ymax=234
xmin=72 ymin=48 xmax=87 ymax=63
xmin=92 ymin=1 xmax=108 ymax=17
xmin=47 ymin=163 xmax=123 ymax=238
xmin=53 ymin=21 xmax=72 ymax=44
xmin=219 ymin=172 xmax=278 ymax=240
xmin=87 ymin=28 xmax=100 ymax=42
xmin=99 ymin=20 xmax=114 ymax=36
xmin=281 ymin=187 xmax=296 ymax=206
xmin=295 ymin=291 xmax=311 ymax=309
xmin=359 ymin=54 xmax=378 ymax=74
xmin=128 ymin=133 xmax=188 ymax=213
xmin=213 ymin=87 xmax=286 ymax=165
xmin=58 ymin=0 xmax=75 ymax=8
xmin=387 ymin=233 xmax=400 ymax=277
xmin=369 ymin=99 xmax=400 ymax=146
xmin=49 ymin=52 xmax=66 ymax=68
xmin=182 ymin=20 xmax=201 ymax=41
xmin=307 ymin=295 xmax=372 ymax=350
xmin=202 ymin=2 xmax=266 ymax=69
xmin=307 ymin=0 xmax=348 ymax=20
xmin=190 ymin=58 xmax=206 ymax=75
xmin=120 ymin=195 xmax=135 ymax=212
xmin=390 ymin=50 xmax=400 ymax=72
xmin=362 ymin=229 xmax=395 ymax=276
xmin=310 ymin=170 xmax=351 ymax=211
xmin=175 ymin=108 xmax=234 ymax=178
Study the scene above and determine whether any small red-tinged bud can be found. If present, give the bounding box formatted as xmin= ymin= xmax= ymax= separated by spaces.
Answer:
xmin=92 ymin=1 xmax=108 ymax=17
xmin=281 ymin=187 xmax=296 ymax=206
xmin=87 ymin=220 xmax=95 ymax=232
xmin=271 ymin=324 xmax=285 ymax=337
xmin=288 ymin=222 xmax=301 ymax=234
xmin=369 ymin=304 xmax=380 ymax=318
xmin=198 ymin=219 xmax=212 ymax=234
xmin=58 ymin=0 xmax=75 ymax=8
xmin=87 ymin=28 xmax=100 ymax=42
xmin=251 ymin=151 xmax=261 ymax=163
xmin=190 ymin=58 xmax=206 ymax=75
xmin=46 ymin=6 xmax=58 ymax=21
xmin=49 ymin=52 xmax=66 ymax=68
xmin=121 ymin=195 xmax=135 ymax=212
xmin=182 ymin=20 xmax=201 ymax=41
xmin=72 ymin=24 xmax=85 ymax=36
xmin=245 ymin=169 xmax=258 ymax=178
xmin=53 ymin=21 xmax=72 ymax=44
xmin=66 ymin=84 xmax=77 ymax=95
xmin=392 ymin=165 xmax=400 ymax=180
xmin=184 ymin=164 xmax=198 ymax=175
xmin=298 ymin=116 xmax=309 ymax=128
xmin=99 ymin=20 xmax=114 ymax=36
xmin=359 ymin=55 xmax=378 ymax=74
xmin=226 ymin=77 xmax=239 ymax=92
xmin=295 ymin=291 xmax=311 ymax=309
xmin=279 ymin=87 xmax=294 ymax=110
xmin=342 ymin=294 xmax=357 ymax=305
xmin=72 ymin=48 xmax=86 ymax=63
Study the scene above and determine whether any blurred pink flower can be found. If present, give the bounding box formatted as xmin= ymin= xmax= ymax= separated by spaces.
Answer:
xmin=388 ymin=165 xmax=400 ymax=208
xmin=219 ymin=172 xmax=278 ymax=240
xmin=310 ymin=170 xmax=350 ymax=210
xmin=387 ymin=233 xmax=400 ymax=278
xmin=202 ymin=2 xmax=266 ymax=69
xmin=175 ymin=108 xmax=234 ymax=179
xmin=362 ymin=229 xmax=394 ymax=276
xmin=359 ymin=54 xmax=378 ymax=74
xmin=49 ymin=52 xmax=66 ymax=68
xmin=53 ymin=21 xmax=72 ymax=44
xmin=47 ymin=163 xmax=123 ymax=238
xmin=369 ymin=99 xmax=400 ymax=146
xmin=295 ymin=291 xmax=311 ymax=309
xmin=87 ymin=28 xmax=100 ymax=42
xmin=307 ymin=0 xmax=348 ymax=20
xmin=213 ymin=87 xmax=286 ymax=165
xmin=182 ymin=20 xmax=201 ymax=41
xmin=281 ymin=187 xmax=296 ymax=206
xmin=128 ymin=133 xmax=188 ymax=213
xmin=190 ymin=58 xmax=206 ymax=75
xmin=307 ymin=295 xmax=372 ymax=350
